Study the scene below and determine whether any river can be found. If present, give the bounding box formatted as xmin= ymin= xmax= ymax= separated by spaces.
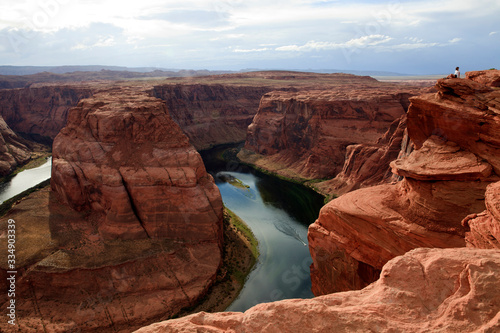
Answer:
xmin=0 ymin=149 xmax=325 ymax=313
xmin=200 ymin=146 xmax=324 ymax=312
xmin=0 ymin=157 xmax=52 ymax=204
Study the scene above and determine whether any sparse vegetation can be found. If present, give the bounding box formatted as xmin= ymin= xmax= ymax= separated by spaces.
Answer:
xmin=175 ymin=207 xmax=259 ymax=318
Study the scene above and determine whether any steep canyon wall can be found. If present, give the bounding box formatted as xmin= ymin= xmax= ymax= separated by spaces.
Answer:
xmin=309 ymin=70 xmax=500 ymax=294
xmin=0 ymin=87 xmax=224 ymax=332
xmin=134 ymin=70 xmax=500 ymax=333
xmin=151 ymin=84 xmax=272 ymax=150
xmin=239 ymin=81 xmax=429 ymax=182
xmin=0 ymin=85 xmax=93 ymax=141
xmin=0 ymin=115 xmax=32 ymax=176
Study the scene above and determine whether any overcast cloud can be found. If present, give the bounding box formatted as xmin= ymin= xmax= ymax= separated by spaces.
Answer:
xmin=0 ymin=0 xmax=498 ymax=74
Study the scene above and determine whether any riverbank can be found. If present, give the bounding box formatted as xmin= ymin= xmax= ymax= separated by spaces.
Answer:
xmin=177 ymin=208 xmax=259 ymax=316
xmin=236 ymin=148 xmax=335 ymax=203
xmin=0 ymin=149 xmax=51 ymax=183
xmin=0 ymin=185 xmax=259 ymax=331
xmin=0 ymin=177 xmax=258 ymax=315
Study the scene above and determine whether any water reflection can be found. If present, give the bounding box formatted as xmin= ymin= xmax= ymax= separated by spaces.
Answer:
xmin=0 ymin=157 xmax=52 ymax=204
xmin=201 ymin=147 xmax=324 ymax=312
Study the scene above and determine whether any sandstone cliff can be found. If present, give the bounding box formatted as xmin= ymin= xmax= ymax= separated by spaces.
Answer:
xmin=463 ymin=181 xmax=500 ymax=249
xmin=239 ymin=79 xmax=429 ymax=181
xmin=316 ymin=115 xmax=408 ymax=195
xmin=0 ymin=84 xmax=92 ymax=141
xmin=0 ymin=114 xmax=31 ymax=176
xmin=308 ymin=70 xmax=500 ymax=295
xmin=0 ymin=87 xmax=224 ymax=332
xmin=51 ymin=87 xmax=223 ymax=241
xmin=134 ymin=248 xmax=500 ymax=333
xmin=151 ymin=84 xmax=273 ymax=150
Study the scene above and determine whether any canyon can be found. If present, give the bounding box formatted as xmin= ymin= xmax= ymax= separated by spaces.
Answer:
xmin=151 ymin=84 xmax=270 ymax=150
xmin=135 ymin=70 xmax=500 ymax=332
xmin=1 ymin=69 xmax=499 ymax=332
xmin=238 ymin=76 xmax=431 ymax=181
xmin=0 ymin=84 xmax=93 ymax=141
xmin=308 ymin=71 xmax=500 ymax=295
xmin=0 ymin=87 xmax=224 ymax=332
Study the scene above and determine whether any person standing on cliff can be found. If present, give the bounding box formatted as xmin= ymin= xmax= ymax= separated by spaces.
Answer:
xmin=454 ymin=67 xmax=461 ymax=78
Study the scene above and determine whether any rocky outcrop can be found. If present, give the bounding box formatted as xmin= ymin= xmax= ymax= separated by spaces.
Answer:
xmin=0 ymin=84 xmax=92 ymax=140
xmin=309 ymin=71 xmax=500 ymax=295
xmin=463 ymin=181 xmax=500 ymax=249
xmin=0 ymin=114 xmax=31 ymax=176
xmin=151 ymin=84 xmax=271 ymax=150
xmin=51 ymin=87 xmax=223 ymax=241
xmin=0 ymin=187 xmax=223 ymax=332
xmin=466 ymin=69 xmax=500 ymax=87
xmin=0 ymin=87 xmax=224 ymax=332
xmin=407 ymin=73 xmax=500 ymax=173
xmin=134 ymin=248 xmax=500 ymax=333
xmin=315 ymin=115 xmax=407 ymax=195
xmin=240 ymin=80 xmax=430 ymax=180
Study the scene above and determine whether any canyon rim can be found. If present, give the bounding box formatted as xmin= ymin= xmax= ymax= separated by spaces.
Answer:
xmin=0 ymin=70 xmax=498 ymax=332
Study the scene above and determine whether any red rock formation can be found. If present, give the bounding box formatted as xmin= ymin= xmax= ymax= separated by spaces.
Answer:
xmin=240 ymin=81 xmax=429 ymax=180
xmin=316 ymin=115 xmax=407 ymax=195
xmin=407 ymin=75 xmax=500 ymax=173
xmin=51 ymin=87 xmax=223 ymax=241
xmin=309 ymin=71 xmax=500 ymax=295
xmin=0 ymin=84 xmax=92 ymax=140
xmin=0 ymin=188 xmax=223 ymax=332
xmin=466 ymin=69 xmax=500 ymax=87
xmin=463 ymin=181 xmax=500 ymax=249
xmin=0 ymin=114 xmax=31 ymax=176
xmin=0 ymin=87 xmax=224 ymax=332
xmin=134 ymin=248 xmax=500 ymax=333
xmin=151 ymin=84 xmax=271 ymax=150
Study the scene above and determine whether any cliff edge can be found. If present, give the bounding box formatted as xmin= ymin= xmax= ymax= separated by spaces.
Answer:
xmin=0 ymin=87 xmax=224 ymax=332
xmin=309 ymin=70 xmax=500 ymax=294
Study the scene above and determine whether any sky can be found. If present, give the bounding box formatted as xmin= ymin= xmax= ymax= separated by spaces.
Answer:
xmin=0 ymin=0 xmax=498 ymax=74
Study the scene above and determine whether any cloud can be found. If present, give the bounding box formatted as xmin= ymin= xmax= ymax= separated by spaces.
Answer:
xmin=0 ymin=0 xmax=499 ymax=73
xmin=234 ymin=47 xmax=270 ymax=53
xmin=387 ymin=42 xmax=438 ymax=51
xmin=71 ymin=36 xmax=115 ymax=50
xmin=276 ymin=35 xmax=392 ymax=52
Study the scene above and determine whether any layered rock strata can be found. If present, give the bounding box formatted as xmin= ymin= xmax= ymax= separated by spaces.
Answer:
xmin=316 ymin=115 xmax=408 ymax=195
xmin=0 ymin=87 xmax=224 ymax=332
xmin=152 ymin=84 xmax=271 ymax=150
xmin=309 ymin=71 xmax=500 ymax=295
xmin=0 ymin=84 xmax=92 ymax=140
xmin=135 ymin=248 xmax=500 ymax=333
xmin=463 ymin=181 xmax=500 ymax=249
xmin=240 ymin=82 xmax=429 ymax=180
xmin=0 ymin=114 xmax=31 ymax=175
xmin=51 ymin=87 xmax=223 ymax=241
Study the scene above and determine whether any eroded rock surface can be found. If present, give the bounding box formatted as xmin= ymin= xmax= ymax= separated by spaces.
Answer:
xmin=316 ymin=115 xmax=407 ymax=195
xmin=0 ymin=114 xmax=31 ymax=176
xmin=152 ymin=84 xmax=271 ymax=150
xmin=0 ymin=84 xmax=92 ymax=140
xmin=463 ymin=181 xmax=500 ymax=249
xmin=309 ymin=71 xmax=500 ymax=295
xmin=240 ymin=78 xmax=429 ymax=180
xmin=51 ymin=87 xmax=223 ymax=241
xmin=0 ymin=87 xmax=223 ymax=332
xmin=134 ymin=248 xmax=500 ymax=333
